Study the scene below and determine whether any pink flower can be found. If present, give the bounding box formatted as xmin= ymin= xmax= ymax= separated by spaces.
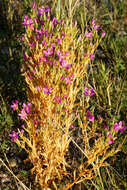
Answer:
xmin=91 ymin=19 xmax=100 ymax=30
xmin=101 ymin=32 xmax=106 ymax=38
xmin=107 ymin=139 xmax=114 ymax=145
xmin=52 ymin=17 xmax=58 ymax=26
xmin=84 ymin=87 xmax=95 ymax=96
xmin=18 ymin=109 xmax=27 ymax=120
xmin=20 ymin=129 xmax=24 ymax=133
xmin=21 ymin=36 xmax=25 ymax=41
xmin=38 ymin=6 xmax=45 ymax=15
xmin=86 ymin=110 xmax=94 ymax=122
xmin=90 ymin=54 xmax=94 ymax=60
xmin=104 ymin=125 xmax=109 ymax=130
xmin=114 ymin=121 xmax=122 ymax=131
xmin=58 ymin=38 xmax=62 ymax=44
xmin=43 ymin=48 xmax=53 ymax=57
xmin=29 ymin=41 xmax=35 ymax=47
xmin=62 ymin=31 xmax=65 ymax=39
xmin=10 ymin=100 xmax=19 ymax=111
xmin=54 ymin=97 xmax=62 ymax=104
xmin=27 ymin=18 xmax=33 ymax=30
xmin=43 ymin=85 xmax=52 ymax=94
xmin=21 ymin=124 xmax=25 ymax=129
xmin=85 ymin=31 xmax=93 ymax=38
xmin=93 ymin=24 xmax=100 ymax=30
xmin=23 ymin=103 xmax=31 ymax=114
xmin=91 ymin=19 xmax=95 ymax=26
xmin=22 ymin=15 xmax=28 ymax=26
xmin=114 ymin=121 xmax=127 ymax=133
xmin=9 ymin=131 xmax=19 ymax=142
xmin=23 ymin=16 xmax=33 ymax=30
xmin=107 ymin=132 xmax=114 ymax=144
xmin=65 ymin=74 xmax=74 ymax=84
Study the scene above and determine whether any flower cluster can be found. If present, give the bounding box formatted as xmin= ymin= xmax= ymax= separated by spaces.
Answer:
xmin=22 ymin=16 xmax=33 ymax=30
xmin=104 ymin=121 xmax=127 ymax=145
xmin=18 ymin=103 xmax=31 ymax=120
xmin=114 ymin=121 xmax=127 ymax=132
xmin=43 ymin=85 xmax=53 ymax=94
xmin=84 ymin=87 xmax=95 ymax=96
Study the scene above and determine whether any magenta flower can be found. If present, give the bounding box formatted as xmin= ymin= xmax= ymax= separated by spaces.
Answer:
xmin=9 ymin=131 xmax=19 ymax=142
xmin=20 ymin=129 xmax=24 ymax=133
xmin=61 ymin=31 xmax=65 ymax=39
xmin=65 ymin=74 xmax=74 ymax=84
xmin=91 ymin=19 xmax=95 ymax=25
xmin=86 ymin=110 xmax=94 ymax=122
xmin=21 ymin=36 xmax=25 ymax=41
xmin=58 ymin=38 xmax=62 ymax=44
xmin=21 ymin=124 xmax=25 ymax=129
xmin=59 ymin=59 xmax=72 ymax=69
xmin=29 ymin=41 xmax=35 ymax=47
xmin=84 ymin=87 xmax=95 ymax=96
xmin=107 ymin=138 xmax=114 ymax=145
xmin=10 ymin=100 xmax=19 ymax=111
xmin=22 ymin=15 xmax=28 ymax=26
xmin=18 ymin=109 xmax=27 ymax=120
xmin=54 ymin=97 xmax=62 ymax=104
xmin=114 ymin=121 xmax=127 ymax=133
xmin=38 ymin=6 xmax=45 ymax=15
xmin=28 ymin=18 xmax=33 ymax=30
xmin=114 ymin=121 xmax=122 ymax=131
xmin=120 ymin=126 xmax=127 ymax=133
xmin=22 ymin=16 xmax=33 ymax=30
xmin=90 ymin=54 xmax=94 ymax=60
xmin=101 ymin=32 xmax=106 ymax=38
xmin=43 ymin=48 xmax=53 ymax=57
xmin=23 ymin=17 xmax=33 ymax=30
xmin=23 ymin=103 xmax=31 ymax=114
xmin=52 ymin=17 xmax=58 ymax=26
xmin=91 ymin=19 xmax=100 ymax=30
xmin=43 ymin=85 xmax=52 ymax=94
xmin=107 ymin=132 xmax=114 ymax=145
xmin=85 ymin=31 xmax=93 ymax=38
xmin=104 ymin=125 xmax=109 ymax=130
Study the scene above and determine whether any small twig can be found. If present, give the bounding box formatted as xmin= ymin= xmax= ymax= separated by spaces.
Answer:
xmin=0 ymin=158 xmax=30 ymax=190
